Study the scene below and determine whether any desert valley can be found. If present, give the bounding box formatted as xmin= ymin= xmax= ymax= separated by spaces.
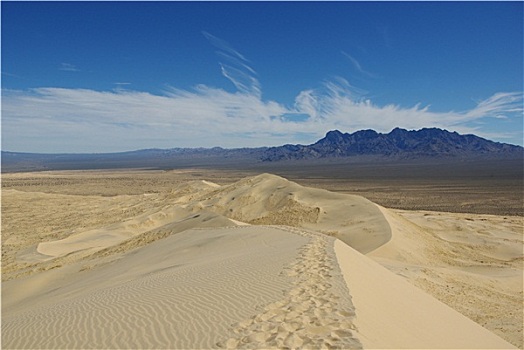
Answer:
xmin=2 ymin=154 xmax=522 ymax=349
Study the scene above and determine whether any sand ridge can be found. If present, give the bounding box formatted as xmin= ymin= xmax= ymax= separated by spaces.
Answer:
xmin=2 ymin=226 xmax=310 ymax=349
xmin=177 ymin=173 xmax=391 ymax=253
xmin=2 ymin=173 xmax=388 ymax=280
xmin=335 ymin=240 xmax=516 ymax=349
xmin=5 ymin=224 xmax=514 ymax=349
xmin=369 ymin=206 xmax=523 ymax=347
xmin=218 ymin=226 xmax=361 ymax=349
xmin=2 ymin=172 xmax=521 ymax=348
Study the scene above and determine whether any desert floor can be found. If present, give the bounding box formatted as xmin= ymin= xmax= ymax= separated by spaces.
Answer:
xmin=2 ymin=169 xmax=522 ymax=348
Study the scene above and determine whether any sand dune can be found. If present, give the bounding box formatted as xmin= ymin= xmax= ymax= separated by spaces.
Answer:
xmin=35 ymin=205 xmax=223 ymax=259
xmin=369 ymin=206 xmax=523 ymax=346
xmin=335 ymin=240 xmax=516 ymax=349
xmin=175 ymin=174 xmax=391 ymax=253
xmin=3 ymin=227 xmax=310 ymax=349
xmin=2 ymin=173 xmax=521 ymax=349
xmin=3 ymin=225 xmax=514 ymax=349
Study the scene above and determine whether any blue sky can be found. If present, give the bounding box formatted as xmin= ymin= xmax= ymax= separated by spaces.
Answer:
xmin=2 ymin=1 xmax=523 ymax=153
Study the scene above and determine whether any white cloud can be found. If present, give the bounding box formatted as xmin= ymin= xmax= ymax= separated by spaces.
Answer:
xmin=2 ymin=80 xmax=522 ymax=152
xmin=465 ymin=92 xmax=523 ymax=119
xmin=342 ymin=51 xmax=377 ymax=78
xmin=203 ymin=31 xmax=261 ymax=97
xmin=202 ymin=31 xmax=248 ymax=63
xmin=59 ymin=63 xmax=79 ymax=72
xmin=2 ymin=36 xmax=522 ymax=152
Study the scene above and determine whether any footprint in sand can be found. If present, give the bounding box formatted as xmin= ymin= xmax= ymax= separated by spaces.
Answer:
xmin=217 ymin=227 xmax=362 ymax=349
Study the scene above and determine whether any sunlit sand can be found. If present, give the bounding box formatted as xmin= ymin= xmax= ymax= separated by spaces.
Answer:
xmin=2 ymin=172 xmax=521 ymax=349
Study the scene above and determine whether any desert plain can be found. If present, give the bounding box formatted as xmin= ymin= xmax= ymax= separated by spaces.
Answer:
xmin=1 ymin=163 xmax=522 ymax=349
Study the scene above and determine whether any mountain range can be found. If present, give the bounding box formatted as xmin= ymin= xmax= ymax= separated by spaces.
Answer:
xmin=2 ymin=128 xmax=522 ymax=172
xmin=261 ymin=127 xmax=522 ymax=161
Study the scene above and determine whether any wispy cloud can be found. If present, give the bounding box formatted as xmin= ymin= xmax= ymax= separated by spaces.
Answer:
xmin=3 ymin=79 xmax=522 ymax=152
xmin=202 ymin=31 xmax=261 ymax=97
xmin=59 ymin=63 xmax=79 ymax=72
xmin=293 ymin=78 xmax=523 ymax=138
xmin=2 ymin=71 xmax=20 ymax=78
xmin=342 ymin=51 xmax=376 ymax=78
xmin=466 ymin=92 xmax=523 ymax=119
xmin=2 ymin=37 xmax=522 ymax=152
xmin=113 ymin=82 xmax=132 ymax=91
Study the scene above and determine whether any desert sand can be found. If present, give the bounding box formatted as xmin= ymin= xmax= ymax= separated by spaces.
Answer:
xmin=2 ymin=171 xmax=521 ymax=349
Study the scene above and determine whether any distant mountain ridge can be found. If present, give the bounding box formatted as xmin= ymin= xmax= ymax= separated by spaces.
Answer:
xmin=2 ymin=128 xmax=522 ymax=172
xmin=261 ymin=128 xmax=523 ymax=161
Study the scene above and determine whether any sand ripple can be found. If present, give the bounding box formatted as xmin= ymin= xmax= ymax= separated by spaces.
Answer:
xmin=2 ymin=227 xmax=309 ymax=349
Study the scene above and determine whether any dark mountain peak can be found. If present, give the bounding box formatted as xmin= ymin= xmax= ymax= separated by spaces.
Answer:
xmin=354 ymin=129 xmax=379 ymax=136
xmin=325 ymin=129 xmax=344 ymax=137
xmin=319 ymin=129 xmax=382 ymax=146
xmin=352 ymin=129 xmax=380 ymax=140
xmin=419 ymin=127 xmax=450 ymax=136
xmin=260 ymin=127 xmax=523 ymax=161
xmin=388 ymin=127 xmax=408 ymax=135
xmin=322 ymin=130 xmax=347 ymax=143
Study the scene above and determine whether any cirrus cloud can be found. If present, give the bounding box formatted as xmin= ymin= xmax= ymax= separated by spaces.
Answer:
xmin=2 ymin=32 xmax=522 ymax=153
xmin=2 ymin=80 xmax=522 ymax=153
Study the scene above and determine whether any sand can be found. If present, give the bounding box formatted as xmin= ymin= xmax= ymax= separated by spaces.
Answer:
xmin=369 ymin=206 xmax=523 ymax=346
xmin=335 ymin=240 xmax=516 ymax=349
xmin=2 ymin=172 xmax=521 ymax=349
xmin=3 ymin=226 xmax=309 ymax=349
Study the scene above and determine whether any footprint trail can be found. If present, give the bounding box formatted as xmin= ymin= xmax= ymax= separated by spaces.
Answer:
xmin=218 ymin=226 xmax=362 ymax=349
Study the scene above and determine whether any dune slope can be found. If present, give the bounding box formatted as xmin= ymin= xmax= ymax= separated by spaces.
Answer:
xmin=3 ymin=227 xmax=310 ymax=349
xmin=335 ymin=240 xmax=516 ymax=349
xmin=3 ymin=225 xmax=515 ymax=349
xmin=184 ymin=173 xmax=391 ymax=253
xmin=369 ymin=206 xmax=524 ymax=347
xmin=2 ymin=173 xmax=520 ymax=349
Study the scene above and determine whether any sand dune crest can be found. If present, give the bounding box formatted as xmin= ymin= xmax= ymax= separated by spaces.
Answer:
xmin=2 ymin=172 xmax=520 ymax=348
xmin=181 ymin=173 xmax=391 ymax=253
